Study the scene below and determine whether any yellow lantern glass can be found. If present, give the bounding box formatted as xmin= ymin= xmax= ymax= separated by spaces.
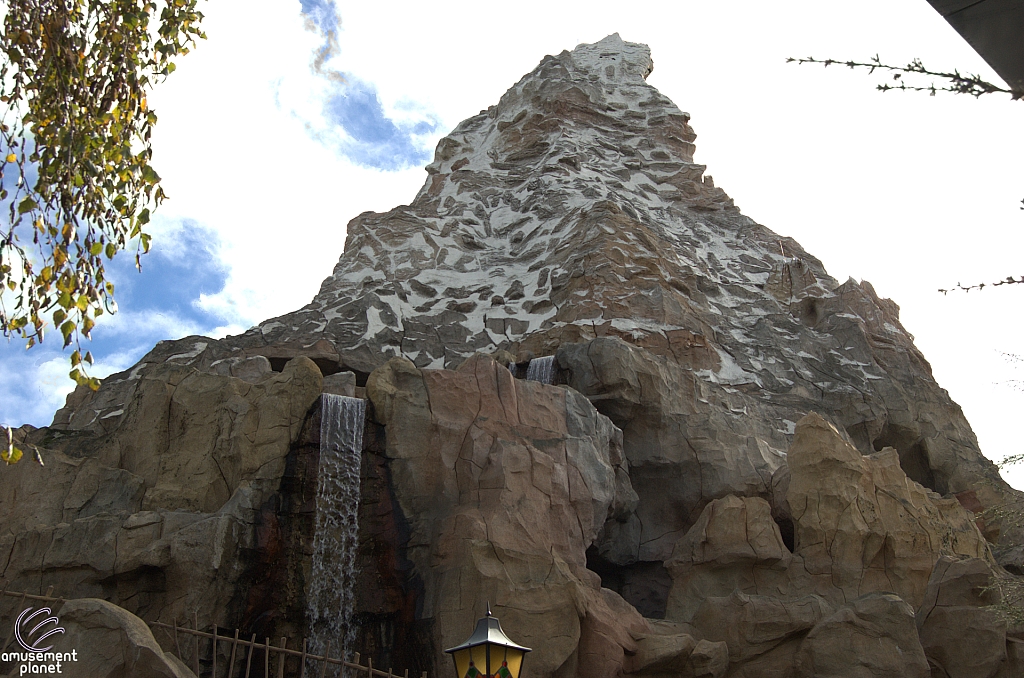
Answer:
xmin=445 ymin=608 xmax=531 ymax=678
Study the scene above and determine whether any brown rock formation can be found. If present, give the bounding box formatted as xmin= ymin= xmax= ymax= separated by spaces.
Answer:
xmin=1 ymin=33 xmax=1022 ymax=678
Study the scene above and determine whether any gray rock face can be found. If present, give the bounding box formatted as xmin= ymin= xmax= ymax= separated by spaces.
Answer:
xmin=53 ymin=33 xmax=1010 ymax=541
xmin=3 ymin=33 xmax=1023 ymax=678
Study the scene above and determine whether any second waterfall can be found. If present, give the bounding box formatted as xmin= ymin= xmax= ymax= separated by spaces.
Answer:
xmin=308 ymin=393 xmax=366 ymax=675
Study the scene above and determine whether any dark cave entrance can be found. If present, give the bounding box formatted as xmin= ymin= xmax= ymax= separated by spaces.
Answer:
xmin=773 ymin=515 xmax=795 ymax=553
xmin=585 ymin=546 xmax=672 ymax=619
xmin=871 ymin=422 xmax=946 ymax=495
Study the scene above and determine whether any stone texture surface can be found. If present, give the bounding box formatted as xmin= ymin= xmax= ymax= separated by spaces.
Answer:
xmin=665 ymin=496 xmax=792 ymax=623
xmin=786 ymin=413 xmax=990 ymax=609
xmin=666 ymin=415 xmax=990 ymax=624
xmin=0 ymin=357 xmax=322 ymax=634
xmin=794 ymin=592 xmax=929 ymax=678
xmin=916 ymin=556 xmax=1019 ymax=678
xmin=0 ymin=33 xmax=1022 ymax=678
xmin=366 ymin=354 xmax=643 ymax=678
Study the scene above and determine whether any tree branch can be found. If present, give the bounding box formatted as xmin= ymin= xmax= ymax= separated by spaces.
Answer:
xmin=787 ymin=55 xmax=1023 ymax=100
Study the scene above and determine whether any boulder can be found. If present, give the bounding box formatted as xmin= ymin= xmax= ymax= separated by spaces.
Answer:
xmin=322 ymin=370 xmax=357 ymax=397
xmin=665 ymin=495 xmax=792 ymax=622
xmin=629 ymin=631 xmax=728 ymax=678
xmin=786 ymin=413 xmax=989 ymax=609
xmin=916 ymin=556 xmax=1012 ymax=678
xmin=690 ymin=590 xmax=832 ymax=670
xmin=794 ymin=592 xmax=929 ymax=678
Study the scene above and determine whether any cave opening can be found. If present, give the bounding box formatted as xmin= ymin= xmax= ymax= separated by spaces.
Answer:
xmin=774 ymin=515 xmax=795 ymax=553
xmin=872 ymin=423 xmax=945 ymax=495
xmin=585 ymin=546 xmax=672 ymax=619
xmin=266 ymin=357 xmax=369 ymax=386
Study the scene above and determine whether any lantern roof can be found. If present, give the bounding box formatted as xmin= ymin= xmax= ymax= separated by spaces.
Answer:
xmin=444 ymin=607 xmax=531 ymax=654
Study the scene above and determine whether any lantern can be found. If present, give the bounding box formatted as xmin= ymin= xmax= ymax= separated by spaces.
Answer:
xmin=444 ymin=606 xmax=531 ymax=678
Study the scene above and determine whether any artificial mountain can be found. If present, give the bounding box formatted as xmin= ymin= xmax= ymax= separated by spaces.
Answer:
xmin=2 ymin=34 xmax=1022 ymax=678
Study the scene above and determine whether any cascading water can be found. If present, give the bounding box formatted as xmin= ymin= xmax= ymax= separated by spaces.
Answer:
xmin=307 ymin=394 xmax=365 ymax=675
xmin=524 ymin=355 xmax=556 ymax=384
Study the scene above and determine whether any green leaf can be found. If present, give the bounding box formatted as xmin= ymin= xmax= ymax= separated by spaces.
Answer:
xmin=60 ymin=320 xmax=75 ymax=346
xmin=141 ymin=165 xmax=160 ymax=184
xmin=17 ymin=197 xmax=37 ymax=214
xmin=1 ymin=445 xmax=23 ymax=465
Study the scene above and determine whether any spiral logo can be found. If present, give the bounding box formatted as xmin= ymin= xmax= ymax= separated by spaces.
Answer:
xmin=15 ymin=606 xmax=64 ymax=652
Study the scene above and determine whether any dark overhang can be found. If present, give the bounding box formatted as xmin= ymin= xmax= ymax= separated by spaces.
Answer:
xmin=927 ymin=0 xmax=1024 ymax=93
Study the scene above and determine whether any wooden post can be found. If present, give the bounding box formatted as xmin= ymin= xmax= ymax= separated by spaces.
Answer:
xmin=228 ymin=627 xmax=240 ymax=677
xmin=265 ymin=638 xmax=271 ymax=678
xmin=43 ymin=585 xmax=54 ymax=599
xmin=318 ymin=640 xmax=332 ymax=678
xmin=194 ymin=613 xmax=201 ymax=678
xmin=244 ymin=633 xmax=256 ymax=678
xmin=277 ymin=636 xmax=287 ymax=678
xmin=368 ymin=656 xmax=374 ymax=678
xmin=212 ymin=624 xmax=218 ymax=678
xmin=299 ymin=637 xmax=308 ymax=678
xmin=173 ymin=620 xmax=182 ymax=663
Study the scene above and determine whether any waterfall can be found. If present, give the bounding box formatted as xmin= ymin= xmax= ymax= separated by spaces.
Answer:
xmin=525 ymin=355 xmax=556 ymax=384
xmin=508 ymin=362 xmax=519 ymax=378
xmin=308 ymin=394 xmax=365 ymax=675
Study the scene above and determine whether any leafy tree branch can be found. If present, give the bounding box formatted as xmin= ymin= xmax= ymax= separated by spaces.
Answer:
xmin=0 ymin=0 xmax=204 ymax=389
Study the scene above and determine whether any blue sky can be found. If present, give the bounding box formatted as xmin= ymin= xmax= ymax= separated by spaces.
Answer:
xmin=0 ymin=0 xmax=436 ymax=428
xmin=0 ymin=222 xmax=229 ymax=426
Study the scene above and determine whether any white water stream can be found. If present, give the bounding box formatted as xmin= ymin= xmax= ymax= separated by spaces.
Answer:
xmin=524 ymin=355 xmax=556 ymax=384
xmin=308 ymin=394 xmax=365 ymax=675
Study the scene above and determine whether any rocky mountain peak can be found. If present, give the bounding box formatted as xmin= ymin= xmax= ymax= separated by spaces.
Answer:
xmin=56 ymin=35 xmax=1009 ymax=515
xmin=566 ymin=32 xmax=654 ymax=82
xmin=8 ymin=35 xmax=1023 ymax=678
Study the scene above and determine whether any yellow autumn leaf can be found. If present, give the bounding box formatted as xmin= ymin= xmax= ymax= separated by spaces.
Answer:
xmin=5 ymin=153 xmax=14 ymax=163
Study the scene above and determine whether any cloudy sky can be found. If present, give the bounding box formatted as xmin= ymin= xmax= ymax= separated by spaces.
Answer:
xmin=2 ymin=0 xmax=1022 ymax=487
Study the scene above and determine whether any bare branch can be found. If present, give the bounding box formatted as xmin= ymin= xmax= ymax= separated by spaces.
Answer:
xmin=787 ymin=55 xmax=1022 ymax=100
xmin=938 ymin=277 xmax=1024 ymax=295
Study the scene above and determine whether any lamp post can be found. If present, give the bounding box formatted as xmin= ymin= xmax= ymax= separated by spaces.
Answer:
xmin=444 ymin=605 xmax=531 ymax=678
